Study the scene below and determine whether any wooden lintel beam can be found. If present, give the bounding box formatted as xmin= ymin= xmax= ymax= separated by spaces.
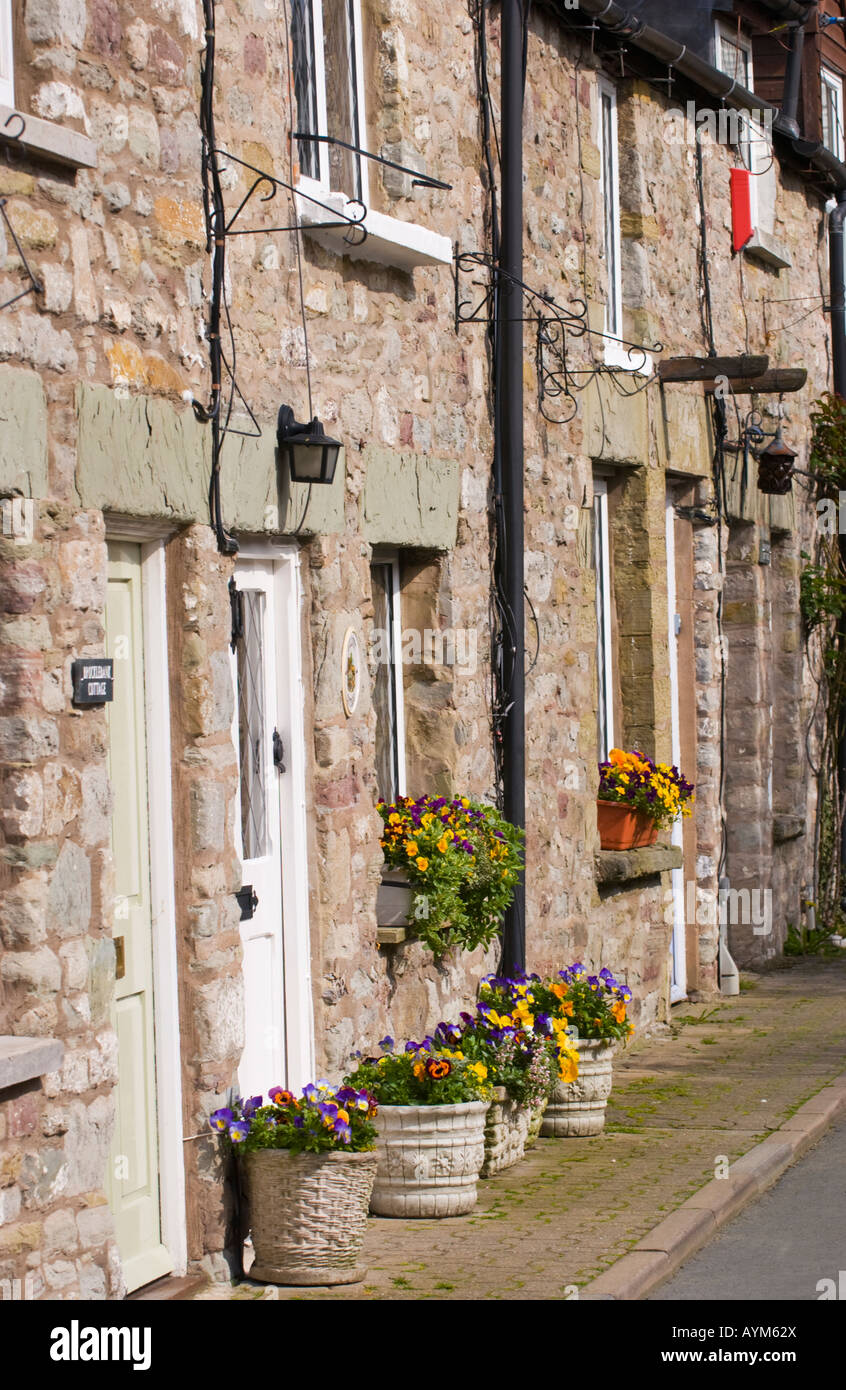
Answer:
xmin=703 ymin=368 xmax=808 ymax=396
xmin=658 ymin=354 xmax=769 ymax=383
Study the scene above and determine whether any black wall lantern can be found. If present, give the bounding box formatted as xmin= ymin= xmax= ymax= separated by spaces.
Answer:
xmin=756 ymin=429 xmax=797 ymax=496
xmin=277 ymin=404 xmax=341 ymax=485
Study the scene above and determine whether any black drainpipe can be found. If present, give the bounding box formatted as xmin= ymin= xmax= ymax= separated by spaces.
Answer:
xmin=498 ymin=0 xmax=526 ymax=975
xmin=829 ymin=190 xmax=846 ymax=877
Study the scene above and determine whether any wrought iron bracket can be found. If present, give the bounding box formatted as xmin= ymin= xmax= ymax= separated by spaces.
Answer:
xmin=0 ymin=196 xmax=43 ymax=313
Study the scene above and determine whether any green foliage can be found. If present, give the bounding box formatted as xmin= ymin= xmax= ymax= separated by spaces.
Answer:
xmin=784 ymin=920 xmax=841 ymax=957
xmin=799 ymin=551 xmax=846 ymax=632
xmin=529 ymin=965 xmax=634 ymax=1043
xmin=209 ymin=1084 xmax=377 ymax=1155
xmin=344 ymin=1042 xmax=493 ymax=1107
xmin=378 ymin=794 xmax=524 ymax=955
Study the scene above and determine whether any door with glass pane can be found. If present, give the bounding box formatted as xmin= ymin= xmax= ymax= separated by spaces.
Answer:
xmin=230 ymin=560 xmax=286 ymax=1097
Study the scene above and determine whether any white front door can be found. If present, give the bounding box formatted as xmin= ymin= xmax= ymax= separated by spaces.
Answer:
xmin=665 ymin=496 xmax=688 ymax=1002
xmin=230 ymin=552 xmax=314 ymax=1098
xmin=105 ymin=542 xmax=173 ymax=1292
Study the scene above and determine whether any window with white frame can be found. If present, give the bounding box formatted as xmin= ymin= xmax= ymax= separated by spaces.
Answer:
xmin=598 ymin=78 xmax=623 ymax=353
xmin=0 ymin=0 xmax=14 ymax=109
xmin=822 ymin=67 xmax=845 ymax=162
xmin=371 ymin=556 xmax=406 ymax=805
xmin=715 ymin=21 xmax=753 ymax=91
xmin=593 ymin=478 xmax=615 ymax=764
xmin=291 ymin=0 xmax=368 ymax=207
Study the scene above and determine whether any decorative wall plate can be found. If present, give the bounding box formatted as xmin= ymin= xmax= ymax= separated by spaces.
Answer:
xmin=341 ymin=626 xmax=361 ymax=716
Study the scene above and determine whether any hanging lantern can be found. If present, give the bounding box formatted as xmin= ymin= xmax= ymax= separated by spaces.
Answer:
xmin=277 ymin=404 xmax=342 ymax=485
xmin=756 ymin=429 xmax=797 ymax=495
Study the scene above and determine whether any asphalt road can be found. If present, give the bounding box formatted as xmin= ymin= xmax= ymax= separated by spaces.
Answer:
xmin=651 ymin=1116 xmax=846 ymax=1301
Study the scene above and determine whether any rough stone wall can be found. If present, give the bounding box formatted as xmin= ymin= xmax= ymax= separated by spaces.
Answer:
xmin=0 ymin=0 xmax=831 ymax=1288
xmin=0 ymin=503 xmax=122 ymax=1300
xmin=164 ymin=524 xmax=242 ymax=1279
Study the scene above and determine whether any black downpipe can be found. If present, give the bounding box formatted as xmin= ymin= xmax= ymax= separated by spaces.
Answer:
xmin=498 ymin=0 xmax=527 ymax=975
xmin=829 ymin=191 xmax=846 ymax=877
xmin=777 ymin=21 xmax=807 ymax=140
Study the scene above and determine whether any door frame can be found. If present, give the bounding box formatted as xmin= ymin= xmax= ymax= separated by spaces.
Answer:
xmin=105 ymin=525 xmax=186 ymax=1278
xmin=232 ymin=540 xmax=315 ymax=1092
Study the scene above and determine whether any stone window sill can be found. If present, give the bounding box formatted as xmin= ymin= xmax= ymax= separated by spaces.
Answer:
xmin=377 ymin=926 xmax=410 ymax=946
xmin=0 ymin=1036 xmax=64 ymax=1092
xmin=0 ymin=105 xmax=98 ymax=170
xmin=296 ymin=183 xmax=453 ymax=272
xmin=773 ymin=814 xmax=806 ymax=844
xmin=744 ymin=229 xmax=792 ymax=271
xmin=596 ymin=843 xmax=683 ymax=887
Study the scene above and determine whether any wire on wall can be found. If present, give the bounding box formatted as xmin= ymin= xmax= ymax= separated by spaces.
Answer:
xmin=0 ymin=190 xmax=43 ymax=313
xmin=193 ymin=0 xmax=451 ymax=554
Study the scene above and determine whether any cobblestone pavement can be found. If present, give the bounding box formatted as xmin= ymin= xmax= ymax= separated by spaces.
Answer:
xmin=195 ymin=957 xmax=846 ymax=1302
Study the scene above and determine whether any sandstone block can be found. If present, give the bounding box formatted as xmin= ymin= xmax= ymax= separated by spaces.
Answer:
xmin=47 ymin=841 xmax=92 ymax=939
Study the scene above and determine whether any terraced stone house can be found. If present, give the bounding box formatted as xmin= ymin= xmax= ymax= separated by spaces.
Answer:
xmin=0 ymin=0 xmax=839 ymax=1296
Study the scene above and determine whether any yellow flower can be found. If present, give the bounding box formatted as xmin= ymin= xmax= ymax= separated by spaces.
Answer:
xmin=388 ymin=813 xmax=401 ymax=826
xmin=437 ymin=836 xmax=449 ymax=853
xmin=469 ymin=1062 xmax=488 ymax=1081
xmin=558 ymin=1051 xmax=579 ymax=1083
xmin=416 ymin=857 xmax=429 ymax=871
xmin=461 ymin=798 xmax=470 ymax=808
xmin=413 ymin=1062 xmax=425 ymax=1079
xmin=612 ymin=1001 xmax=627 ymax=1024
xmin=405 ymin=841 xmax=418 ymax=856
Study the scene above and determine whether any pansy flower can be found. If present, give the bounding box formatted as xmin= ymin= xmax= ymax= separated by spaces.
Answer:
xmin=229 ymin=1119 xmax=251 ymax=1143
xmin=209 ymin=1107 xmax=234 ymax=1132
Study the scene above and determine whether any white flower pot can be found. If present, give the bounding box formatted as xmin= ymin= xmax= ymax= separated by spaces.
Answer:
xmin=370 ymin=1101 xmax=489 ymax=1217
xmin=524 ymin=1099 xmax=547 ymax=1149
xmin=480 ymin=1086 xmax=529 ymax=1177
xmin=541 ymin=1039 xmax=614 ymax=1138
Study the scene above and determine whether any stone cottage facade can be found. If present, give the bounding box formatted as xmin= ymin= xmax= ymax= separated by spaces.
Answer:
xmin=0 ymin=0 xmax=834 ymax=1296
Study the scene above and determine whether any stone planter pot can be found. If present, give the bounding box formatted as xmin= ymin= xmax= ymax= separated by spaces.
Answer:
xmin=541 ymin=1039 xmax=614 ymax=1137
xmin=370 ymin=1101 xmax=489 ymax=1217
xmin=480 ymin=1086 xmax=529 ymax=1177
xmin=597 ymin=799 xmax=658 ymax=851
xmin=524 ymin=1099 xmax=548 ymax=1149
xmin=376 ymin=867 xmax=412 ymax=927
xmin=243 ymin=1148 xmax=377 ymax=1286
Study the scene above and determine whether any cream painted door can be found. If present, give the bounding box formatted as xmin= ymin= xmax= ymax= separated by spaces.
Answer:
xmin=105 ymin=542 xmax=172 ymax=1292
xmin=231 ymin=560 xmax=286 ymax=1098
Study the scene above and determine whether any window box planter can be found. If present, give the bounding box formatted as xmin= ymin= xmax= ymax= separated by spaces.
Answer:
xmin=370 ymin=1101 xmax=489 ymax=1217
xmin=541 ymin=1039 xmax=615 ymax=1138
xmin=376 ymin=867 xmax=412 ymax=927
xmin=597 ymin=799 xmax=658 ymax=851
xmin=243 ymin=1148 xmax=377 ymax=1286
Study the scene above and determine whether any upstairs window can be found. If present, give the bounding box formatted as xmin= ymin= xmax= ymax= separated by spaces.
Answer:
xmin=715 ymin=21 xmax=753 ymax=90
xmin=0 ymin=0 xmax=14 ymax=108
xmin=822 ymin=67 xmax=845 ymax=162
xmin=598 ymin=77 xmax=622 ymax=352
xmin=291 ymin=0 xmax=368 ymax=206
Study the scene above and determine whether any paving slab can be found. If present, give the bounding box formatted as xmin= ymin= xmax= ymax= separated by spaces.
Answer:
xmin=194 ymin=957 xmax=846 ymax=1302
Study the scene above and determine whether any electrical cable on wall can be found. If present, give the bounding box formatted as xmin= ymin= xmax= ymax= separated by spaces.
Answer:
xmin=192 ymin=0 xmax=451 ymax=555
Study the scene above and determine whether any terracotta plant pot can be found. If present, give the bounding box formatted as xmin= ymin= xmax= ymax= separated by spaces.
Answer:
xmin=541 ymin=1039 xmax=615 ymax=1138
xmin=597 ymin=799 xmax=658 ymax=850
xmin=243 ymin=1148 xmax=377 ymax=1286
xmin=370 ymin=1101 xmax=489 ymax=1217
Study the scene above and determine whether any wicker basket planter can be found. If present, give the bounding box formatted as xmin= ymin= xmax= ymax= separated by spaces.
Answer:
xmin=243 ymin=1148 xmax=377 ymax=1286
xmin=541 ymin=1039 xmax=615 ymax=1138
xmin=480 ymin=1086 xmax=529 ymax=1177
xmin=370 ymin=1101 xmax=489 ymax=1217
xmin=597 ymin=799 xmax=658 ymax=850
